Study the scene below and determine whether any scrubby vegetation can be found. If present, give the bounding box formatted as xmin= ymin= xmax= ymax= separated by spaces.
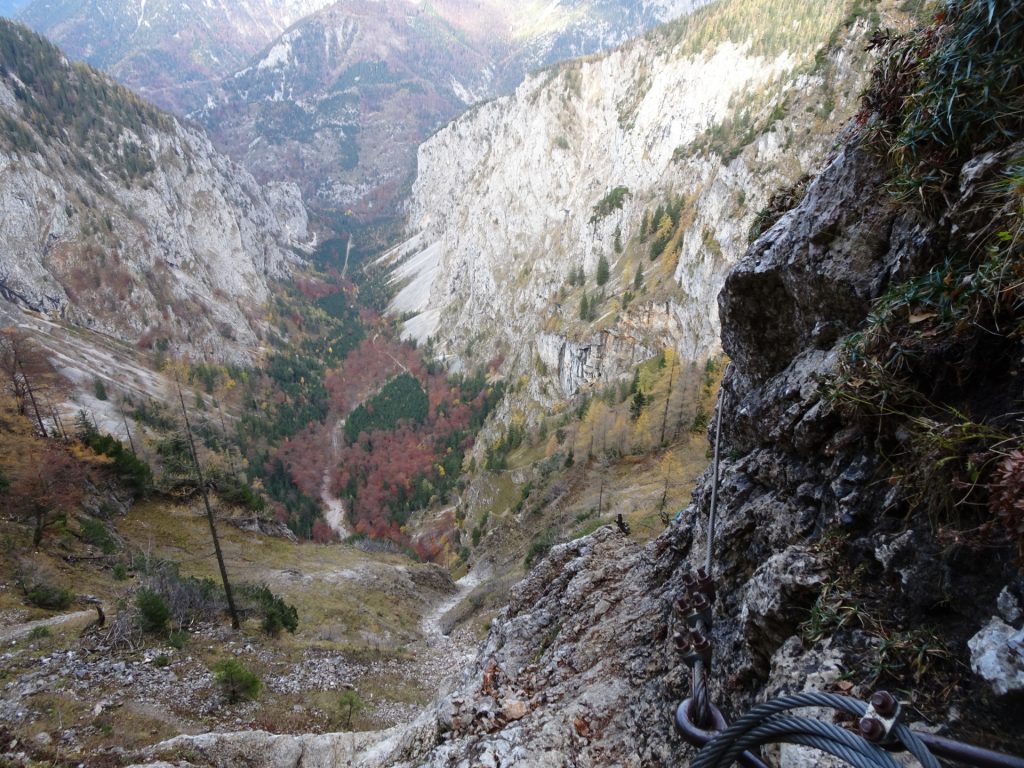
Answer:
xmin=213 ymin=659 xmax=263 ymax=703
xmin=457 ymin=349 xmax=723 ymax=571
xmin=590 ymin=186 xmax=630 ymax=223
xmin=829 ymin=0 xmax=1024 ymax=559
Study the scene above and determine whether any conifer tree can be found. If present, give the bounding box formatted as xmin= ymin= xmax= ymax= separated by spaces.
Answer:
xmin=596 ymin=254 xmax=610 ymax=286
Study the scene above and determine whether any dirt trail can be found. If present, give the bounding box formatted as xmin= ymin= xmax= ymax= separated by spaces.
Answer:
xmin=347 ymin=568 xmax=485 ymax=767
xmin=322 ymin=419 xmax=350 ymax=537
xmin=420 ymin=569 xmax=483 ymax=647
xmin=0 ymin=610 xmax=95 ymax=644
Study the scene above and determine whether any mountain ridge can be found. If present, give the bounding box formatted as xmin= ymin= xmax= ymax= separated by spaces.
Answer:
xmin=0 ymin=19 xmax=311 ymax=365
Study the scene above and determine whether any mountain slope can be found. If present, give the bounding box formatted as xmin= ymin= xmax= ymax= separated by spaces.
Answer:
xmin=16 ymin=0 xmax=334 ymax=113
xmin=199 ymin=0 xmax=709 ymax=224
xmin=385 ymin=0 xmax=881 ymax=400
xmin=198 ymin=0 xmax=495 ymax=223
xmin=0 ymin=20 xmax=311 ymax=364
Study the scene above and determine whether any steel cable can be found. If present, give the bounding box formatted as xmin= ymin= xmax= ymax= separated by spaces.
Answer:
xmin=705 ymin=366 xmax=728 ymax=575
xmin=691 ymin=692 xmax=941 ymax=768
xmin=692 ymin=660 xmax=712 ymax=728
xmin=704 ymin=714 xmax=903 ymax=768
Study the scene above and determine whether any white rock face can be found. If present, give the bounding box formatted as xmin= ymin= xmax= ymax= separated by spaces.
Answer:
xmin=387 ymin=12 xmax=874 ymax=397
xmin=0 ymin=57 xmax=312 ymax=364
xmin=0 ymin=27 xmax=311 ymax=366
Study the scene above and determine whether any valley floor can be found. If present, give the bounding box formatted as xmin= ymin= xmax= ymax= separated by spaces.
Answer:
xmin=0 ymin=500 xmax=487 ymax=766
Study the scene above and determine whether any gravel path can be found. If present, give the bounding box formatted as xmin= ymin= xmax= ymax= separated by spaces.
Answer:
xmin=0 ymin=610 xmax=95 ymax=644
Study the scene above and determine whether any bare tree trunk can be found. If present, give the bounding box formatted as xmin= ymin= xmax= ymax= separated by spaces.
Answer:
xmin=119 ymin=404 xmax=136 ymax=456
xmin=20 ymin=361 xmax=47 ymax=438
xmin=177 ymin=384 xmax=240 ymax=630
xmin=660 ymin=355 xmax=677 ymax=447
xmin=48 ymin=399 xmax=67 ymax=441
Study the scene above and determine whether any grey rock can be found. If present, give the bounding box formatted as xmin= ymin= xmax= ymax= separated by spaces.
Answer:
xmin=31 ymin=732 xmax=52 ymax=748
xmin=969 ymin=618 xmax=1024 ymax=698
xmin=0 ymin=47 xmax=312 ymax=368
xmin=997 ymin=586 xmax=1023 ymax=626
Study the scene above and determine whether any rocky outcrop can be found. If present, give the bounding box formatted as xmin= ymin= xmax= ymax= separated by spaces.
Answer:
xmin=385 ymin=1 xmax=880 ymax=401
xmin=0 ymin=21 xmax=312 ymax=364
xmin=374 ymin=109 xmax=1024 ymax=768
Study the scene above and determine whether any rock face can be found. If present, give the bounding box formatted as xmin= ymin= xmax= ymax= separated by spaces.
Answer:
xmin=18 ymin=0 xmax=711 ymax=220
xmin=0 ymin=21 xmax=311 ymax=364
xmin=385 ymin=1 xmax=876 ymax=399
xmin=376 ymin=109 xmax=1024 ymax=768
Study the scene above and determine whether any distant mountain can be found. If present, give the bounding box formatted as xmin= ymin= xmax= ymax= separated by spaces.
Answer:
xmin=15 ymin=0 xmax=709 ymax=226
xmin=383 ymin=0 xmax=878 ymax=394
xmin=0 ymin=20 xmax=311 ymax=363
xmin=199 ymin=0 xmax=708 ymax=225
xmin=198 ymin=0 xmax=495 ymax=226
xmin=16 ymin=0 xmax=335 ymax=113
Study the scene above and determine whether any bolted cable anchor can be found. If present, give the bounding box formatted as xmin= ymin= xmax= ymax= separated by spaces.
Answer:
xmin=690 ymin=630 xmax=712 ymax=665
xmin=675 ymin=628 xmax=712 ymax=667
xmin=673 ymin=594 xmax=692 ymax=620
xmin=696 ymin=567 xmax=716 ymax=602
xmin=675 ymin=568 xmax=715 ymax=627
xmin=685 ymin=591 xmax=712 ymax=628
xmin=857 ymin=690 xmax=903 ymax=745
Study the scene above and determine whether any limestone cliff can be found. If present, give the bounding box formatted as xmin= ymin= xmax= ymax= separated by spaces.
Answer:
xmin=385 ymin=0 xmax=885 ymax=404
xmin=0 ymin=20 xmax=312 ymax=364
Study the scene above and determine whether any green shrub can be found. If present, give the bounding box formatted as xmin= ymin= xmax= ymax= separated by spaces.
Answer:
xmin=215 ymin=477 xmax=265 ymax=512
xmin=80 ymin=429 xmax=151 ymax=495
xmin=590 ymin=186 xmax=631 ymax=223
xmin=28 ymin=626 xmax=51 ymax=640
xmin=26 ymin=583 xmax=73 ymax=610
xmin=168 ymin=630 xmax=188 ymax=649
xmin=153 ymin=654 xmax=170 ymax=668
xmin=596 ymin=255 xmax=610 ymax=286
xmin=243 ymin=585 xmax=299 ymax=636
xmin=112 ymin=563 xmax=129 ymax=580
xmin=213 ymin=659 xmax=262 ymax=703
xmin=81 ymin=517 xmax=118 ymax=554
xmin=524 ymin=530 xmax=556 ymax=568
xmin=136 ymin=588 xmax=170 ymax=634
xmin=337 ymin=689 xmax=368 ymax=729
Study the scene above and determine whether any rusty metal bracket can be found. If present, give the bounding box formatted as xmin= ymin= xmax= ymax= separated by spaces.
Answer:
xmin=675 ymin=698 xmax=771 ymax=768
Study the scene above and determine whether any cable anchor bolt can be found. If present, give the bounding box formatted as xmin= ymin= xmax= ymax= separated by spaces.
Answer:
xmin=858 ymin=690 xmax=902 ymax=745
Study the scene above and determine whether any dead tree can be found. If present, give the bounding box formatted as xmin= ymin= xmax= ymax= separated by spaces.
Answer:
xmin=177 ymin=383 xmax=240 ymax=630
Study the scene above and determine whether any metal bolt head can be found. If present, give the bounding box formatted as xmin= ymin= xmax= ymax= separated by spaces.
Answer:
xmin=673 ymin=632 xmax=692 ymax=653
xmin=692 ymin=592 xmax=709 ymax=611
xmin=870 ymin=691 xmax=898 ymax=718
xmin=673 ymin=596 xmax=691 ymax=617
xmin=858 ymin=717 xmax=886 ymax=743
